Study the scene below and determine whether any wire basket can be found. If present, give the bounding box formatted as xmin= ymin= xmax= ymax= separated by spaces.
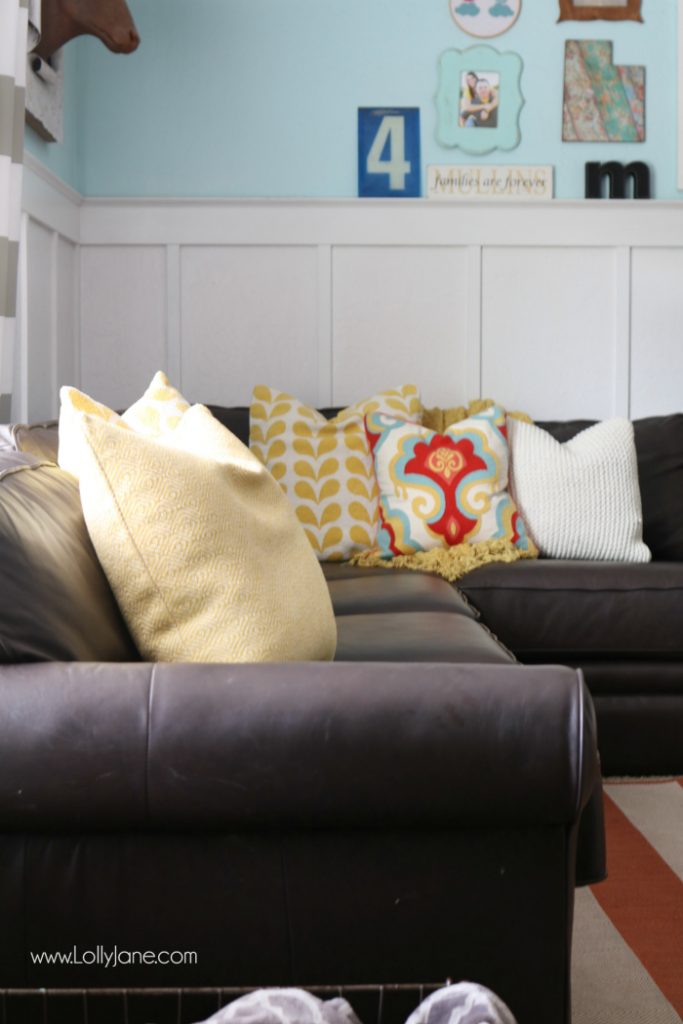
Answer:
xmin=0 ymin=983 xmax=446 ymax=1024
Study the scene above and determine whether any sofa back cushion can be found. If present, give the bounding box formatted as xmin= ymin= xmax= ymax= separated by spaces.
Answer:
xmin=0 ymin=450 xmax=139 ymax=662
xmin=208 ymin=406 xmax=348 ymax=448
xmin=538 ymin=415 xmax=683 ymax=561
xmin=631 ymin=415 xmax=683 ymax=561
xmin=0 ymin=421 xmax=59 ymax=462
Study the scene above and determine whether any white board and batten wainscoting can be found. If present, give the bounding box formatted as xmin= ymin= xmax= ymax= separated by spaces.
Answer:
xmin=18 ymin=151 xmax=683 ymax=427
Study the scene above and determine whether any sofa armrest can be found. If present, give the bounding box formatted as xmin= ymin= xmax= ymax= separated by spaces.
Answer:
xmin=0 ymin=661 xmax=598 ymax=833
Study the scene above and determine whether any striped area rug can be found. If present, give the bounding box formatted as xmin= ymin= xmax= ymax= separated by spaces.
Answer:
xmin=572 ymin=778 xmax=683 ymax=1024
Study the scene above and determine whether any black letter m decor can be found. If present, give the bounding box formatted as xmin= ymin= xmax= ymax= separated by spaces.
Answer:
xmin=585 ymin=161 xmax=651 ymax=199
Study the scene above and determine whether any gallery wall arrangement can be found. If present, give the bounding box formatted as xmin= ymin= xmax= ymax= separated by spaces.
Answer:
xmin=356 ymin=0 xmax=652 ymax=199
xmin=23 ymin=0 xmax=678 ymax=202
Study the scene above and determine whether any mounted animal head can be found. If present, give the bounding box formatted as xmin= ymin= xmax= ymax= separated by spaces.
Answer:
xmin=35 ymin=0 xmax=140 ymax=61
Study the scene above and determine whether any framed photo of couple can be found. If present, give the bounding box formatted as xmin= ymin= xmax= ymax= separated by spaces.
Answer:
xmin=558 ymin=0 xmax=642 ymax=21
xmin=436 ymin=46 xmax=523 ymax=155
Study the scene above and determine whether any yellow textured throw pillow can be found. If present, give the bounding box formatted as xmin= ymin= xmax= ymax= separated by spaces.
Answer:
xmin=249 ymin=385 xmax=422 ymax=560
xmin=72 ymin=404 xmax=337 ymax=663
xmin=59 ymin=371 xmax=190 ymax=478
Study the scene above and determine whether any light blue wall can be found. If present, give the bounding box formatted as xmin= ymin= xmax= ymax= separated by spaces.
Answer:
xmin=26 ymin=0 xmax=682 ymax=199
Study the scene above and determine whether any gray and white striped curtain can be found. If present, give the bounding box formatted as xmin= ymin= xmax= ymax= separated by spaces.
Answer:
xmin=0 ymin=0 xmax=29 ymax=422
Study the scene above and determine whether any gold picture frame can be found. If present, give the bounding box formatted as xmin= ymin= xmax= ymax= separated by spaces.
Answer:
xmin=558 ymin=0 xmax=642 ymax=22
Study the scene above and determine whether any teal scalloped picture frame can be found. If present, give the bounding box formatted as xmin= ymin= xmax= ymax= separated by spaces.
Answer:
xmin=436 ymin=46 xmax=524 ymax=155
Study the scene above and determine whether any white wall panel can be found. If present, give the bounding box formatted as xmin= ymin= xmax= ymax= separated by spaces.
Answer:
xmin=481 ymin=247 xmax=617 ymax=421
xmin=19 ymin=177 xmax=683 ymax=425
xmin=80 ymin=245 xmax=166 ymax=411
xmin=332 ymin=246 xmax=471 ymax=408
xmin=56 ymin=236 xmax=78 ymax=394
xmin=631 ymin=248 xmax=683 ymax=419
xmin=180 ymin=246 xmax=319 ymax=406
xmin=26 ymin=219 xmax=55 ymax=422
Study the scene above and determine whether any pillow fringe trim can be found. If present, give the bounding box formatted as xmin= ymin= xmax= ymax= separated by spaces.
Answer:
xmin=349 ymin=538 xmax=538 ymax=583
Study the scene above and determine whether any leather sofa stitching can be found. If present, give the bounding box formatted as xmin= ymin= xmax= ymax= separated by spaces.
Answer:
xmin=145 ymin=664 xmax=155 ymax=825
xmin=462 ymin=585 xmax=683 ymax=594
xmin=278 ymin=842 xmax=295 ymax=982
xmin=573 ymin=671 xmax=584 ymax=822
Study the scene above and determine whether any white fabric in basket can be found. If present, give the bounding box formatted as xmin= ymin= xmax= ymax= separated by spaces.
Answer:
xmin=195 ymin=982 xmax=517 ymax=1024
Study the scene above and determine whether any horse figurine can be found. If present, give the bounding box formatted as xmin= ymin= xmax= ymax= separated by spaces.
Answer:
xmin=34 ymin=0 xmax=140 ymax=60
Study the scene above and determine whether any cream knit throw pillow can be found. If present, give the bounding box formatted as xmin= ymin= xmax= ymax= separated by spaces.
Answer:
xmin=508 ymin=417 xmax=651 ymax=562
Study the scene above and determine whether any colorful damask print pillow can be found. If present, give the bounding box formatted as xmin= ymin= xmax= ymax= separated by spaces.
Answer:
xmin=249 ymin=385 xmax=421 ymax=561
xmin=365 ymin=404 xmax=534 ymax=558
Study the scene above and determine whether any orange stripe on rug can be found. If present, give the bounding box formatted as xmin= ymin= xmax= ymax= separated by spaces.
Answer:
xmin=591 ymin=792 xmax=683 ymax=1018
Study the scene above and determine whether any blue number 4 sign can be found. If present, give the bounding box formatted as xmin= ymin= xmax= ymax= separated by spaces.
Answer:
xmin=358 ymin=108 xmax=421 ymax=197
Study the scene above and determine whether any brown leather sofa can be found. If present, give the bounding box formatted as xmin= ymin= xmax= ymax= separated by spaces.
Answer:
xmin=0 ymin=417 xmax=604 ymax=1024
xmin=208 ymin=407 xmax=683 ymax=777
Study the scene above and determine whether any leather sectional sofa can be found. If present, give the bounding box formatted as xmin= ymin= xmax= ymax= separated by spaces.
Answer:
xmin=459 ymin=413 xmax=683 ymax=777
xmin=5 ymin=402 xmax=674 ymax=1024
xmin=210 ymin=406 xmax=683 ymax=778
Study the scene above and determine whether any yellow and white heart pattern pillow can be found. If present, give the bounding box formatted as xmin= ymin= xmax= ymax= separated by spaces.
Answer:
xmin=122 ymin=370 xmax=190 ymax=435
xmin=59 ymin=371 xmax=190 ymax=479
xmin=249 ymin=385 xmax=421 ymax=560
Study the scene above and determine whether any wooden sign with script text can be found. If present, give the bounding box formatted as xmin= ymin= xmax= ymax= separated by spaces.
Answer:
xmin=427 ymin=165 xmax=553 ymax=200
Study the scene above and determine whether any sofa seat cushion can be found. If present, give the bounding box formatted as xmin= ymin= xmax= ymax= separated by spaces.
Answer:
xmin=564 ymin=661 xmax=683 ymax=697
xmin=459 ymin=560 xmax=683 ymax=659
xmin=322 ymin=561 xmax=414 ymax=582
xmin=325 ymin=568 xmax=478 ymax=618
xmin=335 ymin=612 xmax=514 ymax=663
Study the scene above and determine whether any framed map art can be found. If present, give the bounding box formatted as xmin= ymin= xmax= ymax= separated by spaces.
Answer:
xmin=562 ymin=41 xmax=644 ymax=142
